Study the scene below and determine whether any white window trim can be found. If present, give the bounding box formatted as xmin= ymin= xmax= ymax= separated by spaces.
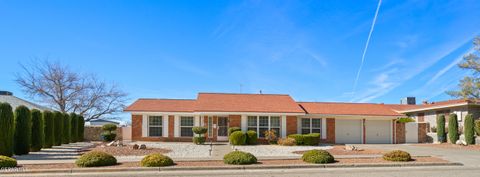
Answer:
xmin=247 ymin=115 xmax=281 ymax=138
xmin=300 ymin=118 xmax=322 ymax=134
xmin=180 ymin=116 xmax=195 ymax=137
xmin=148 ymin=115 xmax=163 ymax=137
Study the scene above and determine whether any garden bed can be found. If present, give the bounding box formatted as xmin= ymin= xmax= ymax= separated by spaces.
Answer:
xmin=414 ymin=143 xmax=480 ymax=151
xmin=293 ymin=145 xmax=385 ymax=155
xmin=82 ymin=143 xmax=171 ymax=156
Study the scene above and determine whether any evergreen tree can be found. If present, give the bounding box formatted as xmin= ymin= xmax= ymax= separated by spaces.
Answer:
xmin=14 ymin=105 xmax=31 ymax=155
xmin=0 ymin=103 xmax=15 ymax=157
xmin=30 ymin=109 xmax=44 ymax=151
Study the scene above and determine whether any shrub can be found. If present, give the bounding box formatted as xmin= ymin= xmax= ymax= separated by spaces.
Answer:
xmin=193 ymin=137 xmax=206 ymax=145
xmin=141 ymin=153 xmax=174 ymax=167
xmin=437 ymin=115 xmax=446 ymax=143
xmin=397 ymin=117 xmax=415 ymax=123
xmin=464 ymin=114 xmax=475 ymax=145
xmin=383 ymin=150 xmax=411 ymax=162
xmin=448 ymin=114 xmax=459 ymax=144
xmin=287 ymin=134 xmax=304 ymax=145
xmin=430 ymin=126 xmax=437 ymax=133
xmin=101 ymin=123 xmax=117 ymax=142
xmin=102 ymin=123 xmax=117 ymax=132
xmin=78 ymin=116 xmax=85 ymax=142
xmin=192 ymin=126 xmax=208 ymax=135
xmin=476 ymin=120 xmax=480 ymax=136
xmin=301 ymin=150 xmax=334 ymax=164
xmin=30 ymin=109 xmax=44 ymax=152
xmin=62 ymin=113 xmax=71 ymax=144
xmin=53 ymin=111 xmax=63 ymax=146
xmin=246 ymin=130 xmax=258 ymax=145
xmin=228 ymin=127 xmax=241 ymax=136
xmin=101 ymin=132 xmax=117 ymax=142
xmin=277 ymin=138 xmax=296 ymax=146
xmin=70 ymin=113 xmax=78 ymax=143
xmin=264 ymin=129 xmax=277 ymax=144
xmin=223 ymin=151 xmax=257 ymax=165
xmin=43 ymin=111 xmax=54 ymax=148
xmin=76 ymin=151 xmax=117 ymax=167
xmin=0 ymin=103 xmax=15 ymax=157
xmin=0 ymin=155 xmax=17 ymax=168
xmin=229 ymin=131 xmax=246 ymax=145
xmin=303 ymin=133 xmax=321 ymax=146
xmin=14 ymin=105 xmax=31 ymax=155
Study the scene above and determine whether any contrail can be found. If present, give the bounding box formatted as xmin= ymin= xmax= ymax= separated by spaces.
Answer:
xmin=352 ymin=0 xmax=383 ymax=95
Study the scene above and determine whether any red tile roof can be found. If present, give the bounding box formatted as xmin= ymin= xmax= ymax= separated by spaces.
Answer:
xmin=298 ymin=102 xmax=404 ymax=116
xmin=387 ymin=99 xmax=474 ymax=112
xmin=195 ymin=93 xmax=305 ymax=113
xmin=124 ymin=99 xmax=196 ymax=112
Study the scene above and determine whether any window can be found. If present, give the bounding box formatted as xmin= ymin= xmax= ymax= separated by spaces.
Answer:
xmin=148 ymin=116 xmax=162 ymax=137
xmin=247 ymin=116 xmax=281 ymax=138
xmin=180 ymin=116 xmax=194 ymax=137
xmin=301 ymin=118 xmax=322 ymax=134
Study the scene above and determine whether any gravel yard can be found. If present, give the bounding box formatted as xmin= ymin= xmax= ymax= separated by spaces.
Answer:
xmin=234 ymin=145 xmax=332 ymax=157
xmin=128 ymin=142 xmax=212 ymax=158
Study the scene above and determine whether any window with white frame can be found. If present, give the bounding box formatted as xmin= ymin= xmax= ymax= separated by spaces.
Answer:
xmin=180 ymin=116 xmax=194 ymax=137
xmin=148 ymin=116 xmax=162 ymax=137
xmin=247 ymin=116 xmax=281 ymax=138
xmin=301 ymin=118 xmax=321 ymax=134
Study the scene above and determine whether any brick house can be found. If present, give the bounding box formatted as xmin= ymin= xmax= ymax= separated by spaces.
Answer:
xmin=125 ymin=93 xmax=434 ymax=144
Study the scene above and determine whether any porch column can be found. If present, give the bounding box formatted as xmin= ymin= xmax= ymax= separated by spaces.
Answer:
xmin=281 ymin=115 xmax=287 ymax=138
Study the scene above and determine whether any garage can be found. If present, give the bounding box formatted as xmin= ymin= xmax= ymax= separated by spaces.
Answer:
xmin=365 ymin=120 xmax=392 ymax=144
xmin=335 ymin=119 xmax=362 ymax=144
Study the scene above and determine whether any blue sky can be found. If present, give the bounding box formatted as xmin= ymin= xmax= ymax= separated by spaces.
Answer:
xmin=1 ymin=0 xmax=480 ymax=119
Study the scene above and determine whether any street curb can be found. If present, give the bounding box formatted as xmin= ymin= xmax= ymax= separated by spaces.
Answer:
xmin=1 ymin=162 xmax=463 ymax=174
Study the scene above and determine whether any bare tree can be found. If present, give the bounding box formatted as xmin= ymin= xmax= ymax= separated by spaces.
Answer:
xmin=15 ymin=60 xmax=128 ymax=121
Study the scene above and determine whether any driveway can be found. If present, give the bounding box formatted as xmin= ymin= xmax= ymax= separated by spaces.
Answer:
xmin=354 ymin=144 xmax=480 ymax=167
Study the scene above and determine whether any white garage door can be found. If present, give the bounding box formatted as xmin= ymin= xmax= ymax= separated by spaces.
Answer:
xmin=365 ymin=120 xmax=391 ymax=144
xmin=335 ymin=119 xmax=362 ymax=144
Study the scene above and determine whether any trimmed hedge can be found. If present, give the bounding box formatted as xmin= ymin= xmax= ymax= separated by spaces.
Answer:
xmin=193 ymin=137 xmax=206 ymax=145
xmin=101 ymin=123 xmax=117 ymax=142
xmin=383 ymin=150 xmax=411 ymax=162
xmin=228 ymin=127 xmax=241 ymax=136
xmin=223 ymin=151 xmax=257 ymax=165
xmin=70 ymin=113 xmax=78 ymax=143
xmin=464 ymin=114 xmax=475 ymax=145
xmin=287 ymin=134 xmax=304 ymax=145
xmin=229 ymin=131 xmax=246 ymax=145
xmin=0 ymin=103 xmax=15 ymax=157
xmin=437 ymin=115 xmax=446 ymax=143
xmin=75 ymin=151 xmax=117 ymax=167
xmin=53 ymin=111 xmax=63 ymax=146
xmin=30 ymin=109 xmax=44 ymax=152
xmin=141 ymin=153 xmax=174 ymax=167
xmin=192 ymin=126 xmax=208 ymax=135
xmin=301 ymin=150 xmax=334 ymax=164
xmin=62 ymin=113 xmax=71 ymax=144
xmin=278 ymin=138 xmax=296 ymax=146
xmin=303 ymin=133 xmax=320 ymax=146
xmin=246 ymin=130 xmax=258 ymax=145
xmin=78 ymin=116 xmax=85 ymax=142
xmin=448 ymin=114 xmax=459 ymax=144
xmin=476 ymin=120 xmax=480 ymax=136
xmin=14 ymin=106 xmax=31 ymax=155
xmin=0 ymin=155 xmax=17 ymax=168
xmin=43 ymin=111 xmax=54 ymax=148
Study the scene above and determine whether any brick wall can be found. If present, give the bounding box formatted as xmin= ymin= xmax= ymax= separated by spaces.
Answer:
xmin=168 ymin=115 xmax=174 ymax=140
xmin=395 ymin=122 xmax=406 ymax=144
xmin=418 ymin=122 xmax=428 ymax=143
xmin=229 ymin=115 xmax=241 ymax=128
xmin=84 ymin=126 xmax=122 ymax=141
xmin=286 ymin=116 xmax=297 ymax=135
xmin=131 ymin=115 xmax=142 ymax=141
xmin=323 ymin=118 xmax=335 ymax=143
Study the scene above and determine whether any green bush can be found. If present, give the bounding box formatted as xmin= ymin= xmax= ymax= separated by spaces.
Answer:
xmin=0 ymin=155 xmax=17 ymax=168
xmin=301 ymin=150 xmax=334 ymax=164
xmin=192 ymin=126 xmax=208 ymax=135
xmin=14 ymin=106 xmax=31 ymax=155
xmin=448 ymin=114 xmax=459 ymax=144
xmin=277 ymin=138 xmax=296 ymax=146
xmin=43 ymin=111 xmax=54 ymax=148
xmin=53 ymin=111 xmax=63 ymax=146
xmin=30 ymin=109 xmax=44 ymax=152
xmin=101 ymin=132 xmax=117 ymax=142
xmin=140 ymin=153 xmax=174 ymax=167
xmin=78 ymin=116 xmax=85 ymax=142
xmin=464 ymin=114 xmax=475 ymax=145
xmin=303 ymin=133 xmax=321 ymax=146
xmin=287 ymin=134 xmax=304 ymax=145
xmin=437 ymin=115 xmax=446 ymax=143
xmin=397 ymin=117 xmax=415 ymax=123
xmin=383 ymin=150 xmax=411 ymax=162
xmin=0 ymin=103 xmax=15 ymax=157
xmin=193 ymin=137 xmax=206 ymax=145
xmin=475 ymin=120 xmax=480 ymax=136
xmin=62 ymin=113 xmax=71 ymax=144
xmin=70 ymin=113 xmax=78 ymax=143
xmin=229 ymin=131 xmax=246 ymax=145
xmin=246 ymin=130 xmax=258 ymax=145
xmin=223 ymin=151 xmax=257 ymax=165
xmin=75 ymin=151 xmax=117 ymax=167
xmin=102 ymin=123 xmax=118 ymax=132
xmin=192 ymin=126 xmax=207 ymax=144
xmin=228 ymin=127 xmax=241 ymax=136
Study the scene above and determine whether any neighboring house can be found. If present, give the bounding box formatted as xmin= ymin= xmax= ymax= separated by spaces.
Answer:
xmin=125 ymin=92 xmax=428 ymax=144
xmin=0 ymin=91 xmax=52 ymax=111
xmin=85 ymin=119 xmax=122 ymax=127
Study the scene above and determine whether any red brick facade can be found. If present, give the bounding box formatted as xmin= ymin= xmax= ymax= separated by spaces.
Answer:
xmin=228 ymin=115 xmax=241 ymax=128
xmin=418 ymin=122 xmax=427 ymax=143
xmin=395 ymin=122 xmax=406 ymax=144
xmin=322 ymin=118 xmax=335 ymax=143
xmin=286 ymin=116 xmax=297 ymax=135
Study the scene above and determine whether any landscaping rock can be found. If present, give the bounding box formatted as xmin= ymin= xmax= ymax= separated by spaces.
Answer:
xmin=133 ymin=144 xmax=139 ymax=150
xmin=455 ymin=140 xmax=467 ymax=146
xmin=345 ymin=145 xmax=358 ymax=151
xmin=140 ymin=144 xmax=147 ymax=149
xmin=107 ymin=141 xmax=116 ymax=147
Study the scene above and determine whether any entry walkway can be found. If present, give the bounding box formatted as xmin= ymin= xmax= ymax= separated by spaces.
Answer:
xmin=15 ymin=142 xmax=94 ymax=164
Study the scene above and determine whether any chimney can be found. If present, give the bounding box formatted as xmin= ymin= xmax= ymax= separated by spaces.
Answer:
xmin=400 ymin=97 xmax=416 ymax=105
xmin=0 ymin=91 xmax=13 ymax=96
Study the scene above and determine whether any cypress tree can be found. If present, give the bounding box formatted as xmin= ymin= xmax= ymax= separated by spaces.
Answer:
xmin=62 ymin=113 xmax=71 ymax=144
xmin=436 ymin=115 xmax=446 ymax=143
xmin=14 ymin=105 xmax=31 ymax=155
xmin=464 ymin=114 xmax=475 ymax=145
xmin=78 ymin=115 xmax=85 ymax=142
xmin=53 ymin=111 xmax=63 ymax=146
xmin=70 ymin=113 xmax=78 ymax=143
xmin=30 ymin=109 xmax=44 ymax=152
xmin=0 ymin=103 xmax=15 ymax=157
xmin=43 ymin=110 xmax=54 ymax=148
xmin=448 ymin=114 xmax=459 ymax=144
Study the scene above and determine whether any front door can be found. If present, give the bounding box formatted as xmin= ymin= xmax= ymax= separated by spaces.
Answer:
xmin=217 ymin=117 xmax=229 ymax=141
